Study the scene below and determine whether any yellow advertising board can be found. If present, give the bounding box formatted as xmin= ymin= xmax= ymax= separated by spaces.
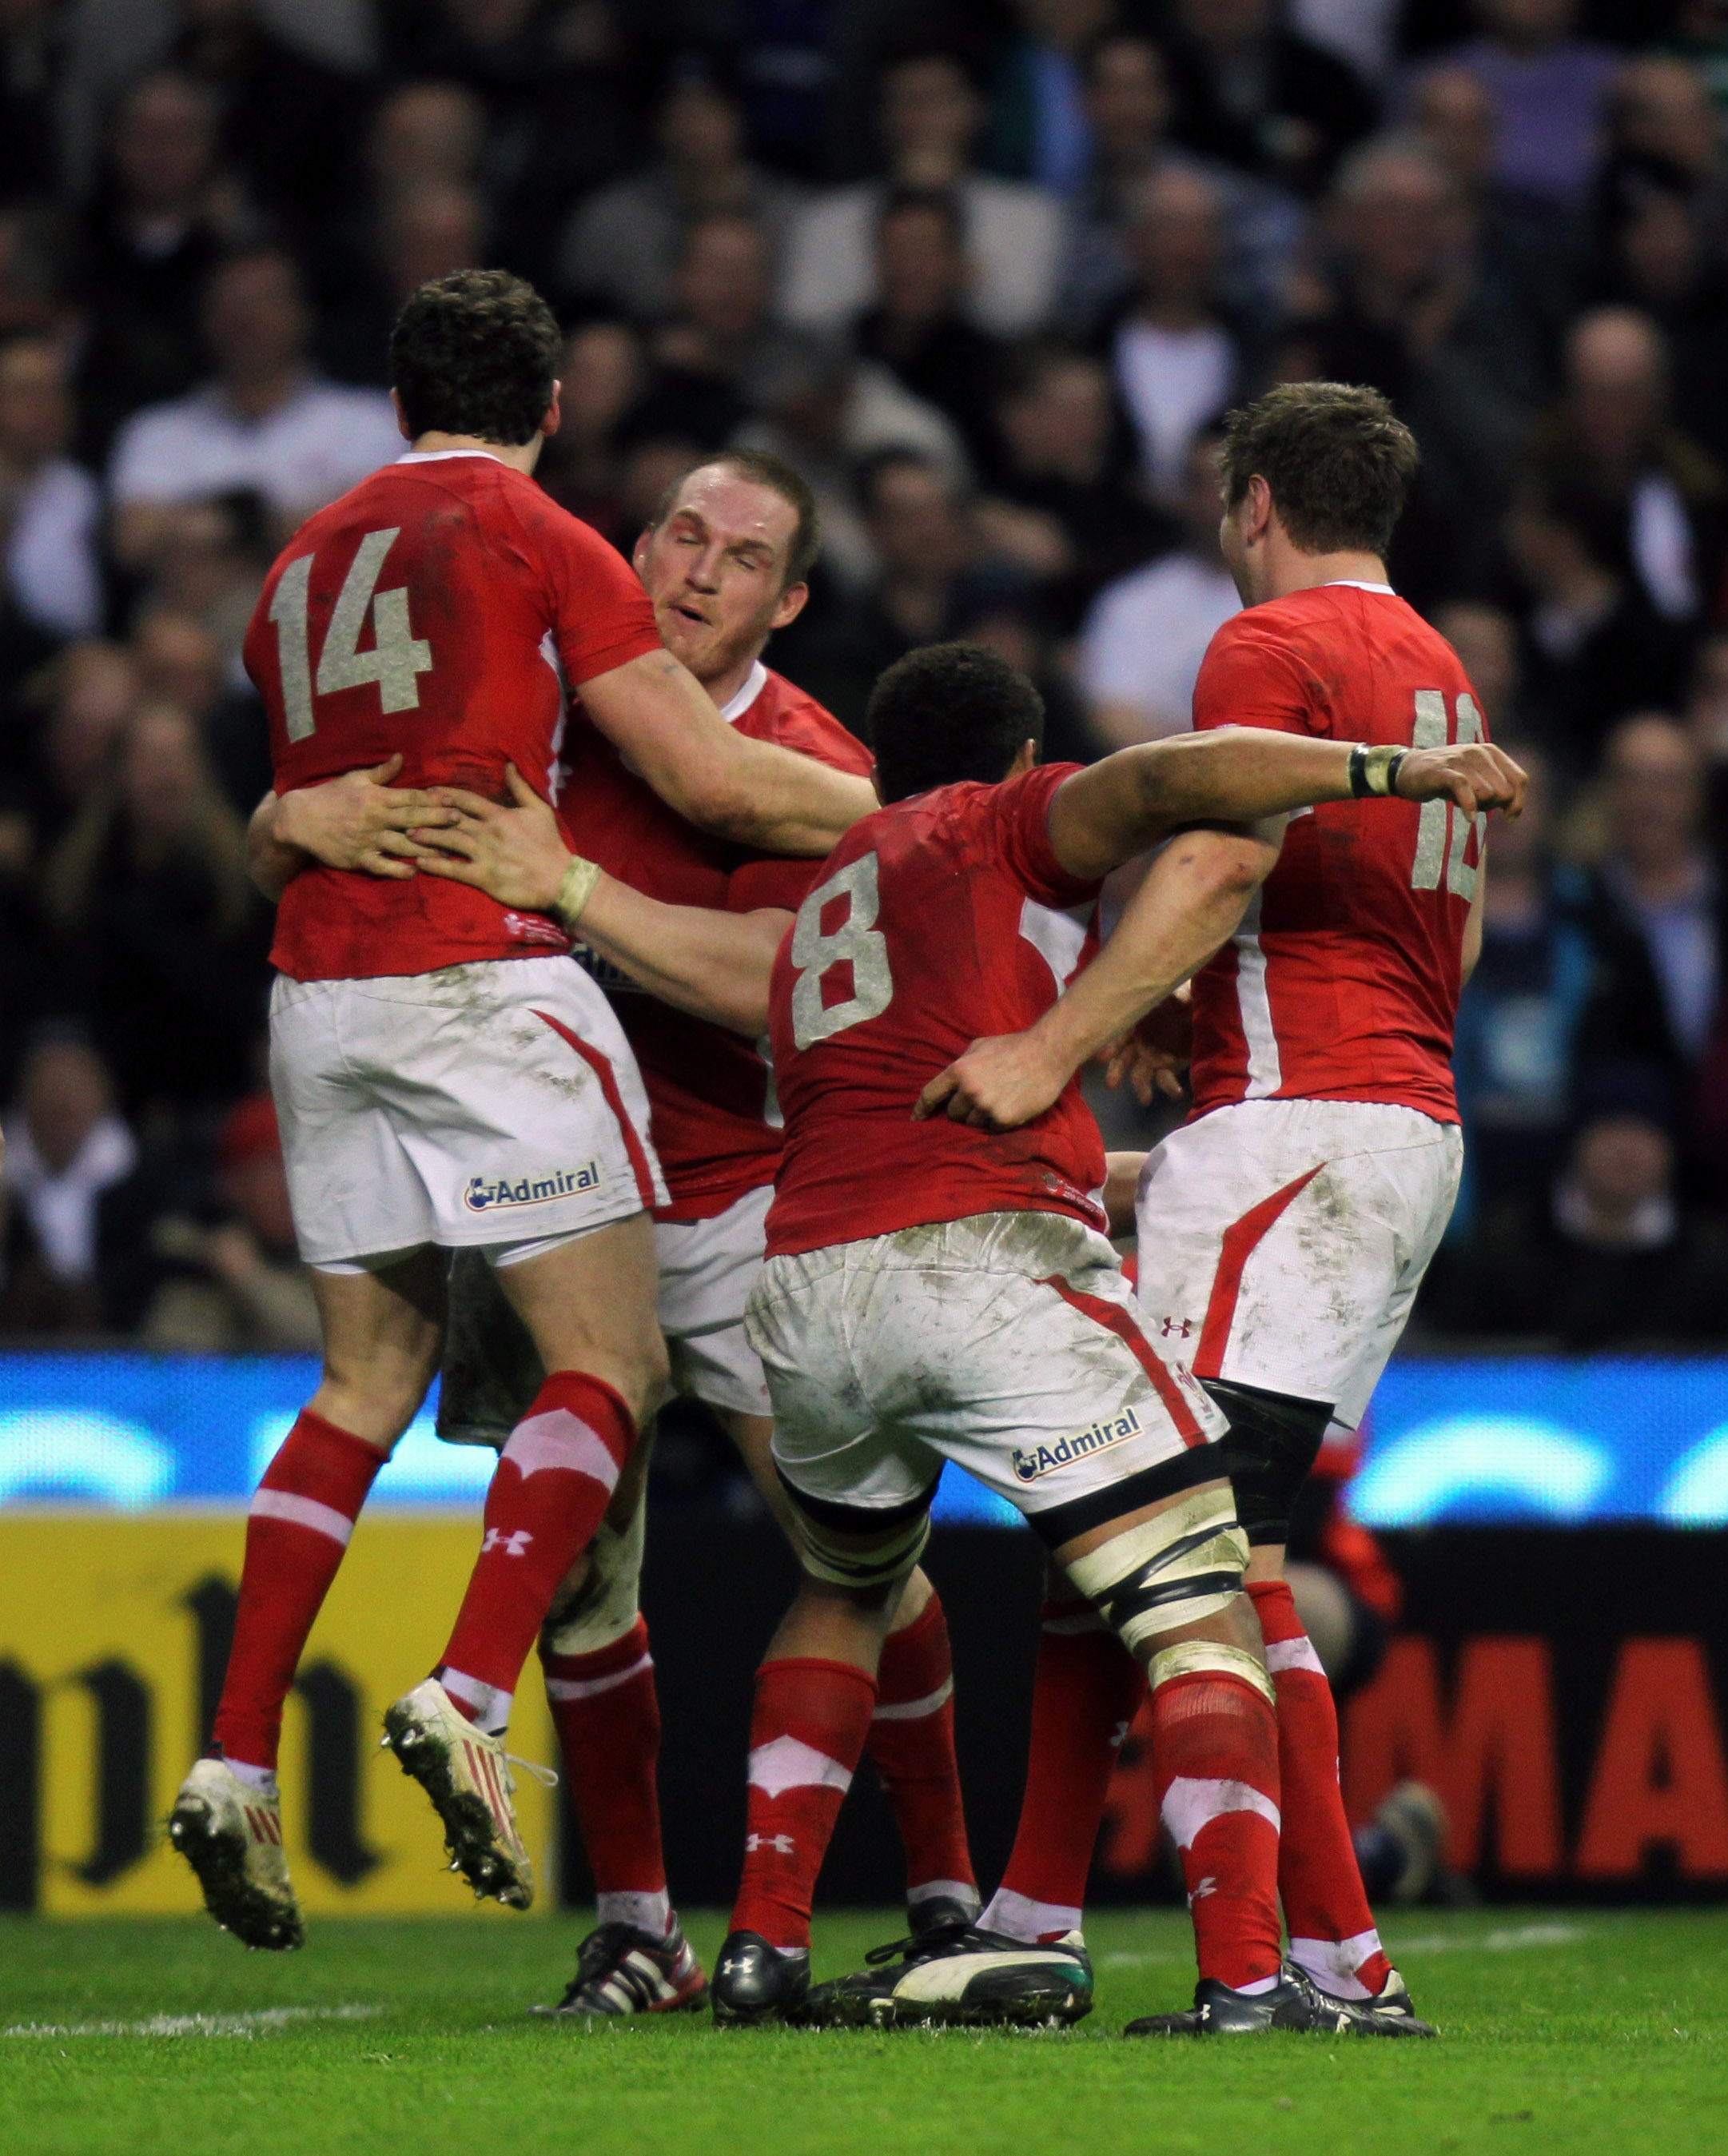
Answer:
xmin=0 ymin=1515 xmax=559 ymax=1917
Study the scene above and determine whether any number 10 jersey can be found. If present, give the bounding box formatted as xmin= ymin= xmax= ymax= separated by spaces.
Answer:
xmin=763 ymin=762 xmax=1108 ymax=1259
xmin=245 ymin=448 xmax=663 ymax=982
xmin=1188 ymin=582 xmax=1485 ymax=1126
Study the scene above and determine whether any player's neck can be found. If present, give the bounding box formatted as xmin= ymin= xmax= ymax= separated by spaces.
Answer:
xmin=408 ymin=430 xmax=543 ymax=475
xmin=1252 ymin=543 xmax=1390 ymax=606
xmin=699 ymin=649 xmax=766 ymax=712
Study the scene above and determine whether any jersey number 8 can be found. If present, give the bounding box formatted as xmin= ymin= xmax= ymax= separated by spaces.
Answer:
xmin=790 ymin=852 xmax=894 ymax=1050
xmin=1409 ymin=688 xmax=1485 ymax=901
xmin=268 ymin=527 xmax=434 ymax=742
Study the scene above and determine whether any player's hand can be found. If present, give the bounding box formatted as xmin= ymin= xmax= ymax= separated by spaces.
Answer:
xmin=415 ymin=763 xmax=571 ymax=911
xmin=274 ymin=757 xmax=459 ymax=880
xmin=1396 ymin=741 xmax=1527 ymax=819
xmin=1101 ymin=991 xmax=1191 ymax=1106
xmin=914 ymin=1030 xmax=1071 ymax=1130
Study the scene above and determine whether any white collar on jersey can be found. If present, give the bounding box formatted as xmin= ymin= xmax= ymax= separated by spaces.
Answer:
xmin=717 ymin=659 xmax=769 ymax=725
xmin=395 ymin=448 xmax=507 ymax=464
xmin=1323 ymin=578 xmax=1396 ymax=594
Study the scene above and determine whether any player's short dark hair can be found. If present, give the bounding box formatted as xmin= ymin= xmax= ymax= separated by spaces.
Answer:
xmin=645 ymin=449 xmax=821 ymax=588
xmin=1220 ymin=381 xmax=1419 ymax=558
xmin=389 ymin=269 xmax=560 ymax=446
xmin=867 ymin=642 xmax=1045 ymax=803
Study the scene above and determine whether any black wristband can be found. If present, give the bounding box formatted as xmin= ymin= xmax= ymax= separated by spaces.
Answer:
xmin=1348 ymin=744 xmax=1372 ymax=797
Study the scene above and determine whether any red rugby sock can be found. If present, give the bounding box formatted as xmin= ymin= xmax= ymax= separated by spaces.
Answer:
xmin=867 ymin=1594 xmax=977 ymax=1912
xmin=1151 ymin=1665 xmax=1284 ymax=1991
xmin=984 ymin=1598 xmax=1144 ymax=1942
xmin=213 ymin=1409 xmax=386 ymax=1772
xmin=730 ymin=1656 xmax=878 ymax=1951
xmin=1249 ymin=1577 xmax=1392 ymax=1999
xmin=540 ymin=1616 xmax=671 ymax=1937
xmin=439 ymin=1373 xmax=635 ymax=1730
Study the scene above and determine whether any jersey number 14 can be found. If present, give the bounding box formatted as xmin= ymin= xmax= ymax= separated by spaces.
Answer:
xmin=268 ymin=528 xmax=434 ymax=741
xmin=1410 ymin=688 xmax=1484 ymax=901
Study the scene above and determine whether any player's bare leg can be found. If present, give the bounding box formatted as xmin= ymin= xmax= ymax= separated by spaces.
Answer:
xmin=384 ymin=1214 xmax=667 ymax=1910
xmin=723 ymin=1407 xmax=979 ymax=1931
xmin=171 ymin=1252 xmax=446 ymax=1948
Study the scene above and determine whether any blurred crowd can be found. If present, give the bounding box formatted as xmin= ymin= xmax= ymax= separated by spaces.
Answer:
xmin=2 ymin=0 xmax=1728 ymax=1354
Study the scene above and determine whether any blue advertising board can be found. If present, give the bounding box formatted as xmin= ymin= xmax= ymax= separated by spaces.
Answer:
xmin=0 ymin=1351 xmax=1725 ymax=1526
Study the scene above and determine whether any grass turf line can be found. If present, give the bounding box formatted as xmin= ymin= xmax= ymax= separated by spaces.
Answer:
xmin=2 ymin=1908 xmax=1725 ymax=2156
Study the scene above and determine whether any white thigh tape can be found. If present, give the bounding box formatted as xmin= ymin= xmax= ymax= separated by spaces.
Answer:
xmin=1065 ymin=1487 xmax=1248 ymax=1650
xmin=1147 ymin=1637 xmax=1275 ymax=1707
xmin=543 ymin=1497 xmax=647 ymax=1656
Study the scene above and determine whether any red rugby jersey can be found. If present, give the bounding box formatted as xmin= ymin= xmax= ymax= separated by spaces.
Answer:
xmin=764 ymin=762 xmax=1108 ymax=1258
xmin=249 ymin=450 xmax=662 ymax=981
xmin=560 ymin=663 xmax=874 ymax=1222
xmin=1186 ymin=583 xmax=1486 ymax=1124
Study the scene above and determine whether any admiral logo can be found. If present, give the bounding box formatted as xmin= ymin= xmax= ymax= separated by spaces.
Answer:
xmin=463 ymin=1162 xmax=599 ymax=1212
xmin=502 ymin=910 xmax=570 ymax=950
xmin=1012 ymin=1408 xmax=1143 ymax=1482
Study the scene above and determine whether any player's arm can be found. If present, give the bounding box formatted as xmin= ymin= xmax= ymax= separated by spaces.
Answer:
xmin=416 ymin=763 xmax=786 ymax=1034
xmin=1045 ymin=726 xmax=1525 ymax=881
xmin=246 ymin=759 xmax=460 ymax=902
xmin=916 ymin=821 xmax=1283 ymax=1128
xmin=1103 ymin=1151 xmax=1147 ymax=1237
xmin=1460 ymin=851 xmax=1487 ymax=986
xmin=579 ymin=651 xmax=876 ymax=856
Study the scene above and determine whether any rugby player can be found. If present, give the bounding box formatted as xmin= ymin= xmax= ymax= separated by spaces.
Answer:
xmin=421 ymin=452 xmax=979 ymax=2019
xmin=668 ymin=640 xmax=1519 ymax=2030
xmin=912 ymin=384 xmax=1513 ymax=2034
xmin=168 ymin=273 xmax=872 ymax=1951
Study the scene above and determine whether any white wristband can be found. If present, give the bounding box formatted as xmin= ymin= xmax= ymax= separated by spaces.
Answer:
xmin=551 ymin=854 xmax=602 ymax=931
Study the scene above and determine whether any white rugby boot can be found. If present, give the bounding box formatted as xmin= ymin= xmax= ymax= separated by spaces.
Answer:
xmin=382 ymin=1677 xmax=536 ymax=1909
xmin=169 ymin=1756 xmax=303 ymax=1951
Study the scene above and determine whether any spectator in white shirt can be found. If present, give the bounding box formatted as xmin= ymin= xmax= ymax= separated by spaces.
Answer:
xmin=1106 ymin=165 xmax=1242 ymax=502
xmin=0 ymin=336 xmax=103 ymax=640
xmin=107 ymin=245 xmax=400 ymax=570
xmin=1077 ymin=431 xmax=1240 ymax=747
xmin=778 ymin=48 xmax=1065 ymax=339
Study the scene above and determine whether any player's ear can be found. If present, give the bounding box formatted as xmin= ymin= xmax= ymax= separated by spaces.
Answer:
xmin=540 ymin=380 xmax=563 ymax=439
xmin=770 ymin=580 xmax=809 ymax=632
xmin=1009 ymin=739 xmax=1037 ymax=778
xmin=389 ymin=387 xmax=413 ymax=442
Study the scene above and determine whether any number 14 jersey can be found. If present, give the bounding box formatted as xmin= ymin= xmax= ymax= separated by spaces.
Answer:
xmin=1188 ymin=583 xmax=1486 ymax=1126
xmin=245 ymin=449 xmax=662 ymax=982
xmin=764 ymin=763 xmax=1108 ymax=1259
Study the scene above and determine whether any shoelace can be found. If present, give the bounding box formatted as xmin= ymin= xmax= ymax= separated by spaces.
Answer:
xmin=863 ymin=1918 xmax=974 ymax=1967
xmin=374 ymin=1730 xmax=559 ymax=1787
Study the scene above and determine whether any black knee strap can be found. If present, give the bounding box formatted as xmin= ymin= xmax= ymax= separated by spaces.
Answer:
xmin=1201 ymin=1380 xmax=1332 ymax=1546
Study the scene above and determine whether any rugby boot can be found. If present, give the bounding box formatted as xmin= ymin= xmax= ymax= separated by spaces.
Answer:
xmin=802 ymin=1916 xmax=1093 ymax=2030
xmin=382 ymin=1677 xmax=536 ymax=1908
xmin=1352 ymin=1966 xmax=1436 ymax=2036
xmin=709 ymin=1930 xmax=811 ymax=2026
xmin=908 ymin=1890 xmax=983 ymax=1939
xmin=530 ymin=1920 xmax=707 ymax=2019
xmin=1125 ymin=1960 xmax=1421 ymax=2037
xmin=169 ymin=1756 xmax=303 ymax=1951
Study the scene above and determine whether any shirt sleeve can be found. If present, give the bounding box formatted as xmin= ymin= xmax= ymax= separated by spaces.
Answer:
xmin=726 ymin=858 xmax=825 ymax=914
xmin=989 ymin=763 xmax=1104 ymax=907
xmin=515 ymin=490 xmax=663 ymax=686
xmin=1192 ymin=616 xmax=1322 ymax=736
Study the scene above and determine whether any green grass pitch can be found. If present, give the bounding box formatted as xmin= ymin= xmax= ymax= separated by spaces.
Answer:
xmin=3 ymin=1908 xmax=1725 ymax=2156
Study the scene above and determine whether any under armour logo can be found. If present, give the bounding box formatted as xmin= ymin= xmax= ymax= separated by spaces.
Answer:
xmin=482 ymin=1528 xmax=534 ymax=1557
xmin=746 ymin=1832 xmax=796 ymax=1855
xmin=1160 ymin=1316 xmax=1193 ymax=1340
xmin=1109 ymin=1719 xmax=1133 ymax=1751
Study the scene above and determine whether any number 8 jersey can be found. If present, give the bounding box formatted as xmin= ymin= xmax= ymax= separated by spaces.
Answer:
xmin=1188 ymin=583 xmax=1486 ymax=1124
xmin=244 ymin=448 xmax=662 ymax=982
xmin=763 ymin=762 xmax=1109 ymax=1259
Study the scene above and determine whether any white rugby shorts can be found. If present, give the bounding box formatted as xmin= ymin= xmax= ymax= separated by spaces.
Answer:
xmin=271 ymin=956 xmax=666 ymax=1269
xmin=1133 ymin=1098 xmax=1463 ymax=1429
xmin=747 ymin=1210 xmax=1227 ymax=1539
xmin=655 ymin=1182 xmax=774 ymax=1420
